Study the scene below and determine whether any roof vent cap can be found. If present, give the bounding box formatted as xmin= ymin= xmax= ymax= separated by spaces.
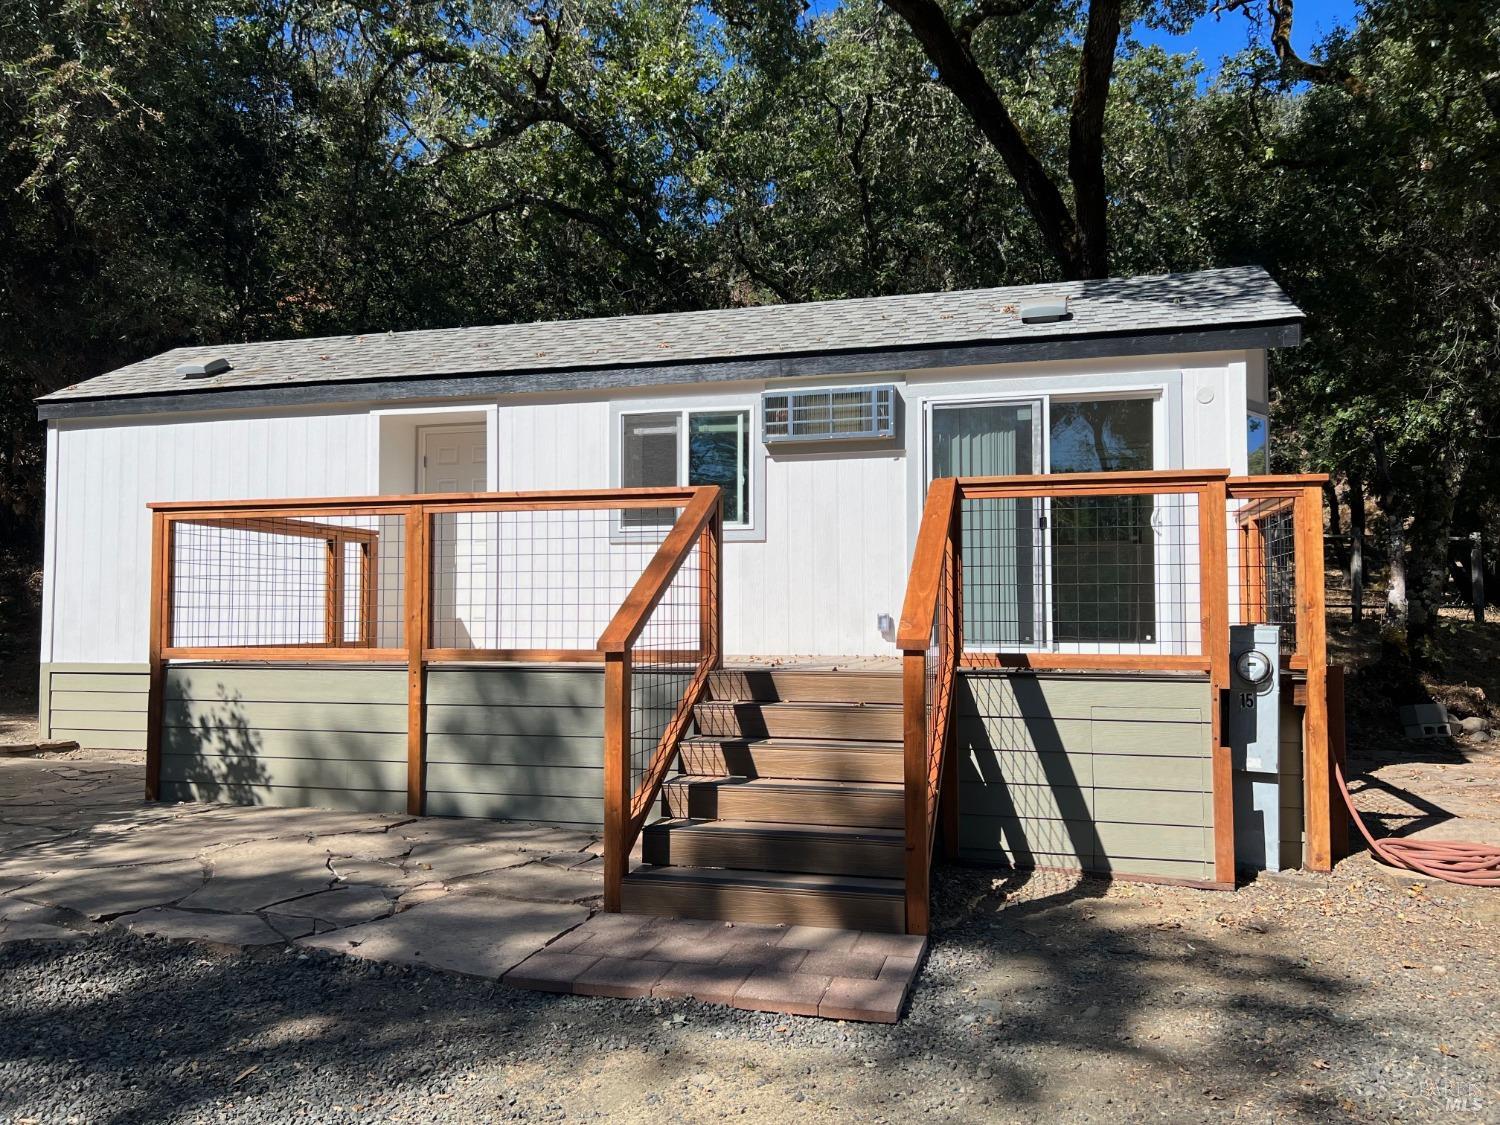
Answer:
xmin=1019 ymin=301 xmax=1071 ymax=325
xmin=176 ymin=356 xmax=232 ymax=379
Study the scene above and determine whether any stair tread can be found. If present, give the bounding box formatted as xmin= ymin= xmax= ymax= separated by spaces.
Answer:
xmin=667 ymin=775 xmax=901 ymax=795
xmin=625 ymin=864 xmax=903 ymax=896
xmin=681 ymin=735 xmax=901 ymax=752
xmin=645 ymin=818 xmax=903 ymax=843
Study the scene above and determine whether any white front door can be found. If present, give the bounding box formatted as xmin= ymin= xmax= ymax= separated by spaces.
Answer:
xmin=419 ymin=425 xmax=490 ymax=648
xmin=418 ymin=425 xmax=487 ymax=492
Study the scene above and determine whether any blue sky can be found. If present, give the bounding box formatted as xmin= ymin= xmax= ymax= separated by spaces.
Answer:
xmin=1132 ymin=0 xmax=1359 ymax=81
xmin=801 ymin=0 xmax=1362 ymax=81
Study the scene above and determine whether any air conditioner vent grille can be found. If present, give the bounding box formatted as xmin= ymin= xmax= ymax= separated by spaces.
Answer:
xmin=762 ymin=384 xmax=896 ymax=443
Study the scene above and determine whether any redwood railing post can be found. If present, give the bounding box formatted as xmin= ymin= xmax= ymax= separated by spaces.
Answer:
xmin=938 ymin=512 xmax=961 ymax=861
xmin=404 ymin=505 xmax=428 ymax=817
xmin=1200 ymin=480 xmax=1234 ymax=887
xmin=602 ymin=649 xmax=631 ymax=913
xmin=700 ymin=500 xmax=723 ymax=667
xmin=1296 ymin=485 xmax=1332 ymax=872
xmin=901 ymin=649 xmax=930 ymax=935
xmin=144 ymin=510 xmax=169 ymax=801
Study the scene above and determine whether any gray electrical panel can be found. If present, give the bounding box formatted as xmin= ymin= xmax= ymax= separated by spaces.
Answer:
xmin=1228 ymin=623 xmax=1282 ymax=872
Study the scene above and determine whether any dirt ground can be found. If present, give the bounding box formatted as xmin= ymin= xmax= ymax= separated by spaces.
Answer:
xmin=3 ymin=616 xmax=1499 ymax=1121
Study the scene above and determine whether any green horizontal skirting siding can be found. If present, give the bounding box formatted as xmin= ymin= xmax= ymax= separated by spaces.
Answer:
xmin=425 ymin=704 xmax=604 ymax=738
xmin=159 ymin=780 xmax=406 ymax=815
xmin=423 ymin=792 xmax=600 ymax=825
xmin=158 ymin=662 xmax=607 ymax=827
xmin=166 ymin=665 xmax=404 ymax=705
xmin=50 ymin=671 xmax=150 ymax=694
xmin=163 ymin=664 xmax=408 ymax=813
xmin=39 ymin=663 xmax=151 ymax=748
xmin=49 ymin=708 xmax=148 ymax=732
xmin=50 ymin=728 xmax=147 ymax=751
xmin=957 ymin=671 xmax=1216 ymax=882
xmin=424 ymin=667 xmax=604 ymax=826
xmin=426 ymin=666 xmax=605 ymax=708
xmin=424 ymin=762 xmax=601 ymax=800
xmin=425 ymin=733 xmax=603 ymax=768
xmin=160 ymin=752 xmax=407 ymax=792
xmin=163 ymin=727 xmax=406 ymax=762
xmin=164 ymin=699 xmax=408 ymax=734
xmin=48 ymin=690 xmax=149 ymax=712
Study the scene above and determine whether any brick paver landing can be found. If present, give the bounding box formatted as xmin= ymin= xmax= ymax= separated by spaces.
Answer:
xmin=504 ymin=914 xmax=926 ymax=1023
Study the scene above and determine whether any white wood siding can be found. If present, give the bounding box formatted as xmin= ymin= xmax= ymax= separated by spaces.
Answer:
xmin=43 ymin=350 xmax=1255 ymax=663
xmin=44 ymin=410 xmax=371 ymax=663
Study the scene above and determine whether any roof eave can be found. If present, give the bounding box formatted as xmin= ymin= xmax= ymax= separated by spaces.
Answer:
xmin=36 ymin=318 xmax=1302 ymax=422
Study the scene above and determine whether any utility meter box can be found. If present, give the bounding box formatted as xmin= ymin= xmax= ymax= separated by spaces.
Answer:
xmin=1228 ymin=624 xmax=1282 ymax=872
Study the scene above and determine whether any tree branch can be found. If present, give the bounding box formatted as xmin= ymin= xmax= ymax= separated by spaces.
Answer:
xmin=882 ymin=0 xmax=1090 ymax=277
xmin=1067 ymin=0 xmax=1121 ymax=278
xmin=1219 ymin=0 xmax=1364 ymax=94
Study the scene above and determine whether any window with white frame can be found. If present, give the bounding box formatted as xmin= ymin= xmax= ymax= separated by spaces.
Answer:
xmin=620 ymin=408 xmax=752 ymax=528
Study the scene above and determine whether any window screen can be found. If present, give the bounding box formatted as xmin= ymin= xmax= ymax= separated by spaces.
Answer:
xmin=621 ymin=412 xmax=680 ymax=527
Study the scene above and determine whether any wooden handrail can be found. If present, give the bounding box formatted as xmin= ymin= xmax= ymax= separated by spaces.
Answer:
xmin=957 ymin=468 xmax=1229 ymax=490
xmin=897 ymin=478 xmax=959 ymax=651
xmin=598 ymin=486 xmax=722 ymax=654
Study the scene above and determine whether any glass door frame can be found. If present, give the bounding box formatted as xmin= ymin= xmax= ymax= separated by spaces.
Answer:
xmin=924 ymin=394 xmax=1051 ymax=653
xmin=922 ymin=388 xmax=1178 ymax=657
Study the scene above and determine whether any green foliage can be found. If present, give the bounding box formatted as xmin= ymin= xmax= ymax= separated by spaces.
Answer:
xmin=0 ymin=0 xmax=1494 ymax=650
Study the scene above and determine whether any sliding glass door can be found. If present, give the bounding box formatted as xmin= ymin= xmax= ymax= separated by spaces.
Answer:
xmin=1048 ymin=399 xmax=1157 ymax=645
xmin=927 ymin=394 xmax=1161 ymax=653
xmin=929 ymin=401 xmax=1043 ymax=647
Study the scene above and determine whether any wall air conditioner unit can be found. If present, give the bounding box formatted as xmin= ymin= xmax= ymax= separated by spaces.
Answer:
xmin=761 ymin=384 xmax=898 ymax=444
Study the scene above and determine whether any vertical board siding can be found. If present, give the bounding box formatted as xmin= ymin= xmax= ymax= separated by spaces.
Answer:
xmin=492 ymin=397 xmax=908 ymax=656
xmin=957 ymin=671 xmax=1216 ymax=881
xmin=49 ymin=351 xmax=1250 ymax=665
xmin=421 ymin=666 xmax=606 ymax=826
xmin=39 ymin=663 xmax=151 ymax=749
xmin=47 ymin=410 xmax=372 ymax=664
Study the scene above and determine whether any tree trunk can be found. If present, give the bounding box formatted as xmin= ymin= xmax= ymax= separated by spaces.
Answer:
xmin=1404 ymin=455 xmax=1468 ymax=659
xmin=1348 ymin=473 xmax=1365 ymax=622
xmin=1371 ymin=433 xmax=1407 ymax=655
xmin=881 ymin=0 xmax=1100 ymax=279
xmin=1325 ymin=478 xmax=1344 ymax=567
xmin=1406 ymin=498 xmax=1454 ymax=660
xmin=1384 ymin=513 xmax=1409 ymax=650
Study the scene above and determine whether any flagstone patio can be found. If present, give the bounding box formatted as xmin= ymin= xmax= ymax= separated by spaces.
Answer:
xmin=0 ymin=755 xmax=923 ymax=1022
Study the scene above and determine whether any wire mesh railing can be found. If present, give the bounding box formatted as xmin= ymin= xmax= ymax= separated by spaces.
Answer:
xmin=956 ymin=487 xmax=1205 ymax=662
xmin=144 ymin=489 xmax=725 ymax=847
xmin=426 ymin=505 xmax=684 ymax=658
xmin=168 ymin=513 xmax=402 ymax=654
xmin=1230 ymin=494 xmax=1298 ymax=653
xmin=899 ymin=470 xmax=1336 ymax=908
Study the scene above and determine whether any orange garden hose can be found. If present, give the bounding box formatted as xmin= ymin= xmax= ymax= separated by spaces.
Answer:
xmin=1336 ymin=761 xmax=1500 ymax=886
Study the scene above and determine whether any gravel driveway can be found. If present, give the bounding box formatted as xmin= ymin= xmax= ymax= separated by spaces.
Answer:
xmin=2 ymin=849 xmax=1495 ymax=1124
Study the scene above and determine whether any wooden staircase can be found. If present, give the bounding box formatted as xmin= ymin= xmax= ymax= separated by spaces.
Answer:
xmin=621 ymin=666 xmax=909 ymax=933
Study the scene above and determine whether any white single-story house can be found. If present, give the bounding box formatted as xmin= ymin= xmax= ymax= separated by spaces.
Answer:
xmin=34 ymin=266 xmax=1339 ymax=935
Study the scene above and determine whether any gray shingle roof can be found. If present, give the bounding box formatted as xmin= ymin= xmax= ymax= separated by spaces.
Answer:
xmin=41 ymin=266 xmax=1299 ymax=405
